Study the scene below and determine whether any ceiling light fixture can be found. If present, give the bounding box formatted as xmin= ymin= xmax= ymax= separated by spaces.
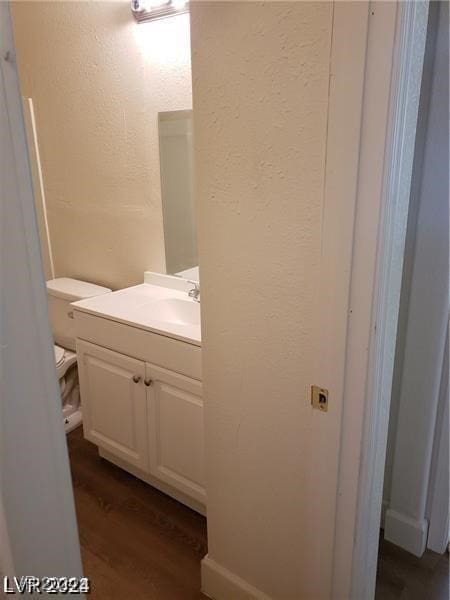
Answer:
xmin=131 ymin=0 xmax=189 ymax=23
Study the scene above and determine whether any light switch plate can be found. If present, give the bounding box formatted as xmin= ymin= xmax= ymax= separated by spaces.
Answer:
xmin=311 ymin=385 xmax=328 ymax=412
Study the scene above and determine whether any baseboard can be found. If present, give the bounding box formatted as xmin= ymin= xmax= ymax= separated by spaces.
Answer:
xmin=384 ymin=508 xmax=428 ymax=556
xmin=201 ymin=555 xmax=272 ymax=600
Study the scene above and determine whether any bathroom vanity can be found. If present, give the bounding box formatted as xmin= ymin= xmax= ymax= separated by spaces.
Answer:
xmin=72 ymin=273 xmax=205 ymax=514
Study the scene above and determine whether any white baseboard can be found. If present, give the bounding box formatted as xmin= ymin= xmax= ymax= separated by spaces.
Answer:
xmin=384 ymin=508 xmax=428 ymax=556
xmin=201 ymin=555 xmax=272 ymax=600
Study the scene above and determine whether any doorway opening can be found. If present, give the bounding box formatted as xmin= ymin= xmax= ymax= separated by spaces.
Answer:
xmin=375 ymin=2 xmax=449 ymax=597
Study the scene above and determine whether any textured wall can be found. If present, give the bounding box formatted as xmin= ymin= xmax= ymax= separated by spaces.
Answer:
xmin=191 ymin=2 xmax=333 ymax=597
xmin=12 ymin=1 xmax=192 ymax=290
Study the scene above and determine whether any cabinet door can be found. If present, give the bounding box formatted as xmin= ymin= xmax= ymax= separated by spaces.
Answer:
xmin=146 ymin=364 xmax=205 ymax=504
xmin=77 ymin=340 xmax=148 ymax=471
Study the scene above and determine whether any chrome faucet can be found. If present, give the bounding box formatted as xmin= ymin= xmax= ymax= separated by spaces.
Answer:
xmin=187 ymin=280 xmax=200 ymax=303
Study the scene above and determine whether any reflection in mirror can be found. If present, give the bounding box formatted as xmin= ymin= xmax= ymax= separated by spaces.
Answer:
xmin=11 ymin=2 xmax=194 ymax=291
xmin=158 ymin=110 xmax=198 ymax=280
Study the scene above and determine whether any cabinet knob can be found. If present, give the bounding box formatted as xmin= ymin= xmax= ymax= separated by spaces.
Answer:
xmin=132 ymin=375 xmax=141 ymax=383
xmin=144 ymin=378 xmax=153 ymax=387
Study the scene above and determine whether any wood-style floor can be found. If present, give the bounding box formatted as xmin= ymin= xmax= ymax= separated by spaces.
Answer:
xmin=376 ymin=537 xmax=449 ymax=600
xmin=67 ymin=428 xmax=208 ymax=600
xmin=68 ymin=428 xmax=449 ymax=599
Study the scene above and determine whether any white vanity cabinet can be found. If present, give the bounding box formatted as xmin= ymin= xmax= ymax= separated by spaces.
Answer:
xmin=77 ymin=340 xmax=149 ymax=471
xmin=146 ymin=364 xmax=205 ymax=504
xmin=74 ymin=304 xmax=205 ymax=513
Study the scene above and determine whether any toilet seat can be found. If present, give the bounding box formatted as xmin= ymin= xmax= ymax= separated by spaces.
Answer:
xmin=53 ymin=344 xmax=81 ymax=433
xmin=54 ymin=344 xmax=77 ymax=379
xmin=54 ymin=344 xmax=65 ymax=367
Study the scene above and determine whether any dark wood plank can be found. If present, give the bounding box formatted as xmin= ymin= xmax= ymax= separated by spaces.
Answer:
xmin=67 ymin=427 xmax=208 ymax=600
xmin=69 ymin=428 xmax=448 ymax=599
xmin=376 ymin=536 xmax=449 ymax=600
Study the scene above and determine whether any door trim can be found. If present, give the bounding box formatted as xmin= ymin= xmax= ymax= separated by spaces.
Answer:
xmin=331 ymin=1 xmax=429 ymax=597
xmin=427 ymin=327 xmax=449 ymax=553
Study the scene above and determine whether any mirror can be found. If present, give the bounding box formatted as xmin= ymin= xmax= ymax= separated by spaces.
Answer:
xmin=158 ymin=110 xmax=198 ymax=280
xmin=11 ymin=4 xmax=197 ymax=291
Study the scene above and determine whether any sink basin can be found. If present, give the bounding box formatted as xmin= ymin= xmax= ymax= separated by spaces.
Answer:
xmin=72 ymin=281 xmax=201 ymax=345
xmin=149 ymin=298 xmax=200 ymax=326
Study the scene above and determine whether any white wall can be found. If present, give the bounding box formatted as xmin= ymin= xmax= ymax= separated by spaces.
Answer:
xmin=384 ymin=0 xmax=449 ymax=556
xmin=191 ymin=3 xmax=340 ymax=597
xmin=11 ymin=1 xmax=192 ymax=290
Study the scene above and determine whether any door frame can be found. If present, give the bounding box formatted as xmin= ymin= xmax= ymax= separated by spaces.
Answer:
xmin=427 ymin=326 xmax=449 ymax=554
xmin=1 ymin=0 xmax=432 ymax=597
xmin=331 ymin=1 xmax=430 ymax=597
xmin=0 ymin=1 xmax=83 ymax=588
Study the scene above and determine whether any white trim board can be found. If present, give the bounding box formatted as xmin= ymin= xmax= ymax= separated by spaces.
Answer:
xmin=385 ymin=0 xmax=449 ymax=558
xmin=384 ymin=511 xmax=428 ymax=557
xmin=21 ymin=96 xmax=55 ymax=281
xmin=426 ymin=326 xmax=449 ymax=554
xmin=332 ymin=1 xmax=429 ymax=598
xmin=201 ymin=556 xmax=272 ymax=600
xmin=381 ymin=0 xmax=440 ymax=535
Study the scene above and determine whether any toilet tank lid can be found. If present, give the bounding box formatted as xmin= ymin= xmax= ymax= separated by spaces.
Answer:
xmin=47 ymin=278 xmax=112 ymax=301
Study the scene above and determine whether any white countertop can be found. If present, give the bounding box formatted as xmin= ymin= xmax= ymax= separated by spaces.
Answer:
xmin=72 ymin=282 xmax=201 ymax=347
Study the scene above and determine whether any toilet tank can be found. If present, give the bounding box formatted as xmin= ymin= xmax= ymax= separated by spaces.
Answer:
xmin=47 ymin=278 xmax=111 ymax=351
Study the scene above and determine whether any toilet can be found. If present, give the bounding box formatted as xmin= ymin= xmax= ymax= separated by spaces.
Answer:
xmin=46 ymin=278 xmax=112 ymax=432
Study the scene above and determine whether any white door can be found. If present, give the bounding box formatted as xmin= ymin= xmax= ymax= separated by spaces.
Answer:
xmin=146 ymin=364 xmax=205 ymax=504
xmin=1 ymin=3 xmax=82 ymax=582
xmin=77 ymin=340 xmax=148 ymax=471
